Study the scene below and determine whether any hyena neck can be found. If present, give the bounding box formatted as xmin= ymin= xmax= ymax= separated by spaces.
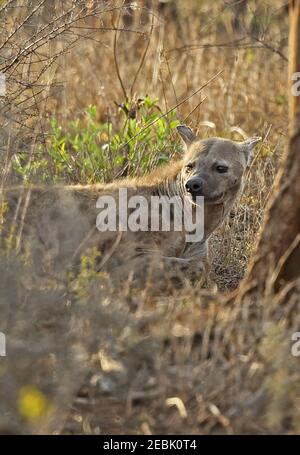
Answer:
xmin=158 ymin=175 xmax=184 ymax=198
xmin=142 ymin=160 xmax=185 ymax=198
xmin=203 ymin=195 xmax=236 ymax=240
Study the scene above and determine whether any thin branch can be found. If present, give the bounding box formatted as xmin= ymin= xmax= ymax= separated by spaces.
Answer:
xmin=0 ymin=0 xmax=47 ymax=53
xmin=121 ymin=69 xmax=224 ymax=148
xmin=113 ymin=9 xmax=128 ymax=101
xmin=71 ymin=26 xmax=146 ymax=35
xmin=130 ymin=9 xmax=155 ymax=97
xmin=247 ymin=33 xmax=288 ymax=62
xmin=165 ymin=36 xmax=288 ymax=62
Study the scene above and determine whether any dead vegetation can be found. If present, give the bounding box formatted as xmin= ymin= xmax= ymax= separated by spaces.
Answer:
xmin=1 ymin=0 xmax=300 ymax=435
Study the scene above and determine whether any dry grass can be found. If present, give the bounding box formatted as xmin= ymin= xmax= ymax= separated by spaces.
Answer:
xmin=1 ymin=0 xmax=300 ymax=435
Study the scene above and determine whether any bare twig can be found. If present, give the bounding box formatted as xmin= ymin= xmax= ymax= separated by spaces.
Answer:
xmin=121 ymin=69 xmax=223 ymax=148
xmin=130 ymin=9 xmax=155 ymax=97
xmin=113 ymin=10 xmax=128 ymax=101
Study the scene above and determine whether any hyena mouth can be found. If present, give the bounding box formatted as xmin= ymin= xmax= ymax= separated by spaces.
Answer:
xmin=190 ymin=192 xmax=224 ymax=204
xmin=204 ymin=192 xmax=224 ymax=204
xmin=186 ymin=187 xmax=224 ymax=205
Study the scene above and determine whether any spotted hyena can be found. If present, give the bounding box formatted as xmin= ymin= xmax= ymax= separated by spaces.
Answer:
xmin=0 ymin=125 xmax=261 ymax=286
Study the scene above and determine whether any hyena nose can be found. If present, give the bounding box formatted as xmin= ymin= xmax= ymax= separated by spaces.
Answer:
xmin=185 ymin=178 xmax=203 ymax=195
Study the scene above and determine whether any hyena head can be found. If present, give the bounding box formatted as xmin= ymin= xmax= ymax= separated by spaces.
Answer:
xmin=177 ymin=125 xmax=261 ymax=204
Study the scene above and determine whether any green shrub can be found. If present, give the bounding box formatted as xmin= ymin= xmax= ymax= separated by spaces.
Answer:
xmin=13 ymin=97 xmax=180 ymax=184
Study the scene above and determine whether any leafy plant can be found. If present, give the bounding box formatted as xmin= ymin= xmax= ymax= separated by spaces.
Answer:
xmin=13 ymin=97 xmax=180 ymax=184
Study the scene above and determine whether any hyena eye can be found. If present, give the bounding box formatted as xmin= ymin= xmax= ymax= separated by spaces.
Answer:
xmin=215 ymin=164 xmax=228 ymax=174
xmin=185 ymin=163 xmax=195 ymax=171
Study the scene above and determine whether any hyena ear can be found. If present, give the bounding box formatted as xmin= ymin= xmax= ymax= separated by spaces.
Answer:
xmin=239 ymin=136 xmax=262 ymax=165
xmin=176 ymin=125 xmax=196 ymax=147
